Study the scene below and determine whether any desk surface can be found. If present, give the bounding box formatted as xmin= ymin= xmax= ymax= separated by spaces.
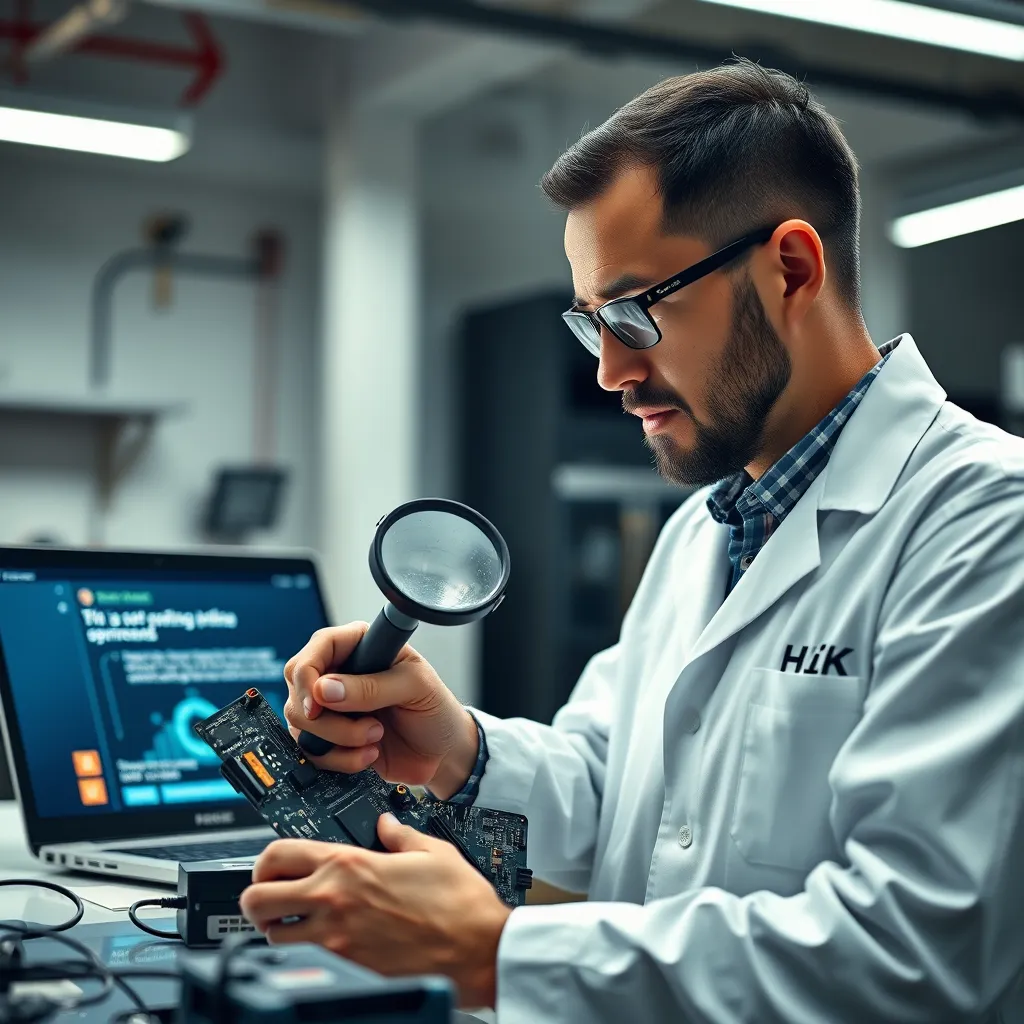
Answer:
xmin=0 ymin=800 xmax=491 ymax=1023
xmin=0 ymin=800 xmax=183 ymax=1022
xmin=0 ymin=799 xmax=174 ymax=927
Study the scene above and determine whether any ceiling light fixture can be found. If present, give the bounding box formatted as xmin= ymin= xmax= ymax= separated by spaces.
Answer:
xmin=698 ymin=0 xmax=1024 ymax=61
xmin=889 ymin=182 xmax=1024 ymax=247
xmin=0 ymin=92 xmax=191 ymax=162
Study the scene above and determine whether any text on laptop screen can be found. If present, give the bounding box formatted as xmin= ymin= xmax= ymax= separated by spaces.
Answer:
xmin=0 ymin=564 xmax=327 ymax=819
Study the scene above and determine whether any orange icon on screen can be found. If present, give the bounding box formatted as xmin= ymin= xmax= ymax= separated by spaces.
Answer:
xmin=77 ymin=588 xmax=95 ymax=607
xmin=78 ymin=777 xmax=108 ymax=806
xmin=72 ymin=750 xmax=102 ymax=777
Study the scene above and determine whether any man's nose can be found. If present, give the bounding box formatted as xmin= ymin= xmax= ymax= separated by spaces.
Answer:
xmin=596 ymin=326 xmax=648 ymax=393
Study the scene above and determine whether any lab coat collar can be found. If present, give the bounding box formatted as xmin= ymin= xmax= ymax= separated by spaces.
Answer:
xmin=685 ymin=333 xmax=946 ymax=665
xmin=819 ymin=333 xmax=946 ymax=514
xmin=688 ymin=472 xmax=824 ymax=664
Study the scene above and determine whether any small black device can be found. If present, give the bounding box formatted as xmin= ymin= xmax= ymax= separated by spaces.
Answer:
xmin=204 ymin=466 xmax=288 ymax=541
xmin=179 ymin=941 xmax=453 ymax=1024
xmin=195 ymin=689 xmax=532 ymax=908
xmin=176 ymin=862 xmax=258 ymax=948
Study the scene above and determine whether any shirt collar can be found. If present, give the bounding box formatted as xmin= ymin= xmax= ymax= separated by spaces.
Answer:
xmin=706 ymin=336 xmax=901 ymax=526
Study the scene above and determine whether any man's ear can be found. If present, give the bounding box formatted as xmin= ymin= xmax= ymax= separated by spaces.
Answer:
xmin=770 ymin=219 xmax=826 ymax=324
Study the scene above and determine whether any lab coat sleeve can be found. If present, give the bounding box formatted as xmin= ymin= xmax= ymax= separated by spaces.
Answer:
xmin=471 ymin=496 xmax=701 ymax=893
xmin=470 ymin=645 xmax=616 ymax=893
xmin=494 ymin=474 xmax=1024 ymax=1023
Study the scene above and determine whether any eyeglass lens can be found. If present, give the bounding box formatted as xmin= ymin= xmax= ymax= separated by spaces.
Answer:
xmin=563 ymin=312 xmax=602 ymax=356
xmin=601 ymin=302 xmax=660 ymax=349
xmin=563 ymin=301 xmax=660 ymax=357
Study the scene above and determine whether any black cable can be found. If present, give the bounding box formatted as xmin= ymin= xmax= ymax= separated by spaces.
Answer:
xmin=0 ymin=931 xmax=113 ymax=1006
xmin=0 ymin=880 xmax=83 ymax=932
xmin=0 ymin=920 xmax=115 ymax=1016
xmin=108 ymin=972 xmax=148 ymax=1017
xmin=105 ymin=968 xmax=184 ymax=1024
xmin=127 ymin=900 xmax=185 ymax=942
xmin=0 ymin=928 xmax=159 ymax=1024
xmin=0 ymin=879 xmax=168 ymax=1024
xmin=0 ymin=879 xmax=266 ymax=1024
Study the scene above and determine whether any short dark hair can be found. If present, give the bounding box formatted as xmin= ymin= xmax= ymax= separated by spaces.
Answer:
xmin=541 ymin=58 xmax=862 ymax=308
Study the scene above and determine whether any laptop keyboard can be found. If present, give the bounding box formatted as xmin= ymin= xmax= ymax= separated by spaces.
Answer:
xmin=107 ymin=838 xmax=270 ymax=862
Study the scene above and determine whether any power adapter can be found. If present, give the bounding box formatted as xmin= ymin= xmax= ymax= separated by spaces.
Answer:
xmin=176 ymin=861 xmax=260 ymax=949
xmin=179 ymin=942 xmax=453 ymax=1024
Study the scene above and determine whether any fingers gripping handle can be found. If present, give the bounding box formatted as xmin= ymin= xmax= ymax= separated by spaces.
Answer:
xmin=297 ymin=605 xmax=418 ymax=756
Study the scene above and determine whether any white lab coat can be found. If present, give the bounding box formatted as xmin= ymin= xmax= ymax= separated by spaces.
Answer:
xmin=473 ymin=335 xmax=1024 ymax=1023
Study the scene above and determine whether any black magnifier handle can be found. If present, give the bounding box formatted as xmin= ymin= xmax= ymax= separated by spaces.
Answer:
xmin=297 ymin=605 xmax=418 ymax=757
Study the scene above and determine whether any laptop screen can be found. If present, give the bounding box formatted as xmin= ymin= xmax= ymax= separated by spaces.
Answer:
xmin=0 ymin=547 xmax=330 ymax=849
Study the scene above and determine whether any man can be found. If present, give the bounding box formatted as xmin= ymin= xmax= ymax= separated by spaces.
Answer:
xmin=239 ymin=60 xmax=1024 ymax=1022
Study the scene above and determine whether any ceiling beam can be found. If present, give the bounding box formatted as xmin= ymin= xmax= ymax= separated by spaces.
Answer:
xmin=140 ymin=0 xmax=367 ymax=37
xmin=336 ymin=0 xmax=1024 ymax=121
xmin=348 ymin=0 xmax=659 ymax=116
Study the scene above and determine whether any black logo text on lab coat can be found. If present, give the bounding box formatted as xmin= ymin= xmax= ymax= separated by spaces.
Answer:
xmin=780 ymin=644 xmax=854 ymax=676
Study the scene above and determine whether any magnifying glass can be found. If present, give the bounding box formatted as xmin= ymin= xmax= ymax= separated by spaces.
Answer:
xmin=297 ymin=498 xmax=510 ymax=756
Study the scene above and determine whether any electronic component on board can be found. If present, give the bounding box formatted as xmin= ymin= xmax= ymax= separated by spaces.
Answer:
xmin=388 ymin=784 xmax=417 ymax=812
xmin=286 ymin=761 xmax=318 ymax=793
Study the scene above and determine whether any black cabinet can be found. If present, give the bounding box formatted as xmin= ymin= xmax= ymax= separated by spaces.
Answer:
xmin=459 ymin=291 xmax=688 ymax=723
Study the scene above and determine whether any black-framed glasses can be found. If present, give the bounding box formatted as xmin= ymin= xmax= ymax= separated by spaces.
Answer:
xmin=562 ymin=225 xmax=777 ymax=357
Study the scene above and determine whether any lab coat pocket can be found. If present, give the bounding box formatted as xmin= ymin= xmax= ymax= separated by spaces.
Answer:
xmin=729 ymin=667 xmax=863 ymax=873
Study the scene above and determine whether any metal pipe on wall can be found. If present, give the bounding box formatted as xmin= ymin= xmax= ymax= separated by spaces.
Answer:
xmin=21 ymin=0 xmax=128 ymax=64
xmin=89 ymin=249 xmax=261 ymax=391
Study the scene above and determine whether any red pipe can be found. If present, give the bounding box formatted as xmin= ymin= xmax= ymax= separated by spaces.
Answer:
xmin=10 ymin=0 xmax=32 ymax=83
xmin=0 ymin=10 xmax=224 ymax=106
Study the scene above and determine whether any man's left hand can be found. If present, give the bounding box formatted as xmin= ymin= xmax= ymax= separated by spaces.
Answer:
xmin=239 ymin=813 xmax=512 ymax=1008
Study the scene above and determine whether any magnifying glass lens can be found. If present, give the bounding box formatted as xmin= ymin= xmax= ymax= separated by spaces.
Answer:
xmin=380 ymin=510 xmax=504 ymax=613
xmin=298 ymin=499 xmax=509 ymax=757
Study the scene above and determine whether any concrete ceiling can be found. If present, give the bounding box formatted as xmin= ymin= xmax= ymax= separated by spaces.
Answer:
xmin=4 ymin=0 xmax=1021 ymax=195
xmin=16 ymin=0 xmax=1024 ymax=116
xmin=639 ymin=0 xmax=1024 ymax=109
xmin=533 ymin=53 xmax=1014 ymax=172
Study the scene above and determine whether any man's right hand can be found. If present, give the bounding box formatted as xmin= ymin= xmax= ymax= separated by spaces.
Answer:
xmin=282 ymin=623 xmax=481 ymax=799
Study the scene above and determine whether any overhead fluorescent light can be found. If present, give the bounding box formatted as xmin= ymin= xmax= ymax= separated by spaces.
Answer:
xmin=698 ymin=0 xmax=1024 ymax=61
xmin=889 ymin=183 xmax=1024 ymax=247
xmin=0 ymin=91 xmax=191 ymax=162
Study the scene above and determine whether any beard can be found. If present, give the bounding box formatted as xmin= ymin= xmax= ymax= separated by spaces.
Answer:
xmin=627 ymin=277 xmax=792 ymax=488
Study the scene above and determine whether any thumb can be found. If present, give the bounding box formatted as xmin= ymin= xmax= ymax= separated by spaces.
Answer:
xmin=377 ymin=812 xmax=434 ymax=853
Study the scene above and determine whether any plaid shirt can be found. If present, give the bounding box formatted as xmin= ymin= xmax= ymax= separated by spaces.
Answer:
xmin=707 ymin=339 xmax=897 ymax=594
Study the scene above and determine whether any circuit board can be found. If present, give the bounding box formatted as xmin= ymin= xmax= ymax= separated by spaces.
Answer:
xmin=193 ymin=688 xmax=532 ymax=908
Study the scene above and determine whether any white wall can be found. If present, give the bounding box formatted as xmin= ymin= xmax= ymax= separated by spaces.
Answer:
xmin=0 ymin=9 xmax=325 ymax=552
xmin=0 ymin=150 xmax=320 ymax=550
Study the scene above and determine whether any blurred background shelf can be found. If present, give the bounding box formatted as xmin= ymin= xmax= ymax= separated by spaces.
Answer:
xmin=0 ymin=393 xmax=187 ymax=421
xmin=0 ymin=394 xmax=189 ymax=546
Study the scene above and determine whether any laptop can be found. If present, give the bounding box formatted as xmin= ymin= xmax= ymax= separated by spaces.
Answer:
xmin=0 ymin=545 xmax=331 ymax=885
